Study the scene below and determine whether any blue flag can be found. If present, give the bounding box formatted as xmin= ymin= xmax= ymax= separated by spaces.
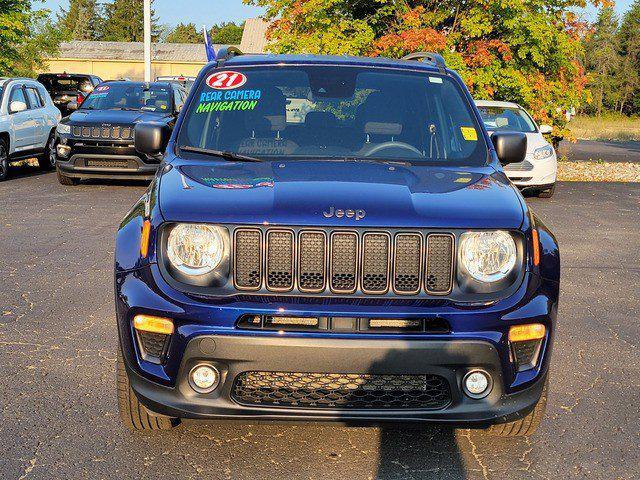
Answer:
xmin=203 ymin=26 xmax=216 ymax=61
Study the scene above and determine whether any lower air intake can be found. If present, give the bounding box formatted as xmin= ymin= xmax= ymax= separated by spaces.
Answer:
xmin=232 ymin=371 xmax=451 ymax=410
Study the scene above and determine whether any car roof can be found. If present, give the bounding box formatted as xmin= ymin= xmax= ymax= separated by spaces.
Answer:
xmin=475 ymin=99 xmax=523 ymax=109
xmin=38 ymin=73 xmax=93 ymax=78
xmin=215 ymin=53 xmax=446 ymax=74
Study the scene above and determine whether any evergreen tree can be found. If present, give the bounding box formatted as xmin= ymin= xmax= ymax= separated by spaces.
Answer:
xmin=585 ymin=7 xmax=621 ymax=116
xmin=210 ymin=22 xmax=244 ymax=44
xmin=101 ymin=0 xmax=160 ymax=42
xmin=166 ymin=22 xmax=202 ymax=43
xmin=618 ymin=0 xmax=640 ymax=113
xmin=57 ymin=0 xmax=103 ymax=41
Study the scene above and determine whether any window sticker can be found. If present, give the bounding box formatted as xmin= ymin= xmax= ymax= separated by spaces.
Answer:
xmin=206 ymin=71 xmax=247 ymax=90
xmin=195 ymin=89 xmax=262 ymax=114
xmin=460 ymin=126 xmax=478 ymax=141
xmin=429 ymin=76 xmax=443 ymax=84
xmin=94 ymin=85 xmax=110 ymax=92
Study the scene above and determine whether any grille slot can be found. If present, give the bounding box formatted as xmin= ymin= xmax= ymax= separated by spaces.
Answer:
xmin=361 ymin=233 xmax=390 ymax=293
xmin=232 ymin=371 xmax=451 ymax=410
xmin=393 ymin=233 xmax=422 ymax=294
xmin=72 ymin=124 xmax=134 ymax=140
xmin=266 ymin=230 xmax=294 ymax=291
xmin=234 ymin=229 xmax=262 ymax=290
xmin=330 ymin=232 xmax=359 ymax=293
xmin=298 ymin=231 xmax=326 ymax=292
xmin=425 ymin=234 xmax=454 ymax=294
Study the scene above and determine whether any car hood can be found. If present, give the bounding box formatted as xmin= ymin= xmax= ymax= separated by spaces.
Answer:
xmin=65 ymin=109 xmax=171 ymax=125
xmin=158 ymin=159 xmax=525 ymax=229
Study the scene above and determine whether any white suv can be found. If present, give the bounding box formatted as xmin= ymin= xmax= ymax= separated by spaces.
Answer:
xmin=0 ymin=78 xmax=61 ymax=181
xmin=476 ymin=100 xmax=557 ymax=198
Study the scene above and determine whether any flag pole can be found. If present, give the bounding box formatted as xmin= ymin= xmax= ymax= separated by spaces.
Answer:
xmin=144 ymin=0 xmax=151 ymax=81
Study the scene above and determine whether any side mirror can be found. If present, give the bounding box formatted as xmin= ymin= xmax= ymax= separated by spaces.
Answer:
xmin=9 ymin=101 xmax=27 ymax=114
xmin=67 ymin=101 xmax=78 ymax=112
xmin=539 ymin=124 xmax=553 ymax=135
xmin=135 ymin=122 xmax=171 ymax=157
xmin=491 ymin=132 xmax=527 ymax=165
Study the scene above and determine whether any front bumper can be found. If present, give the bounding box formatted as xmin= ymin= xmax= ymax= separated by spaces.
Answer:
xmin=116 ymin=264 xmax=557 ymax=426
xmin=505 ymin=154 xmax=557 ymax=187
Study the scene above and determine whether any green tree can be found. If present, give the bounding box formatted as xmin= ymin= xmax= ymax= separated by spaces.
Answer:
xmin=247 ymin=0 xmax=603 ymax=138
xmin=618 ymin=0 xmax=640 ymax=114
xmin=0 ymin=0 xmax=62 ymax=76
xmin=101 ymin=0 xmax=160 ymax=42
xmin=586 ymin=7 xmax=621 ymax=116
xmin=210 ymin=22 xmax=244 ymax=44
xmin=166 ymin=22 xmax=202 ymax=43
xmin=57 ymin=0 xmax=103 ymax=41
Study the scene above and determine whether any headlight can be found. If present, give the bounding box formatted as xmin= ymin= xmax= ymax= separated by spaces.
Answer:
xmin=57 ymin=124 xmax=71 ymax=135
xmin=459 ymin=231 xmax=517 ymax=283
xmin=166 ymin=224 xmax=227 ymax=276
xmin=533 ymin=145 xmax=554 ymax=160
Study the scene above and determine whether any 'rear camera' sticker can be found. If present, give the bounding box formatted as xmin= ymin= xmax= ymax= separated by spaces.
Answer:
xmin=206 ymin=71 xmax=247 ymax=90
xmin=460 ymin=126 xmax=478 ymax=141
xmin=195 ymin=88 xmax=262 ymax=114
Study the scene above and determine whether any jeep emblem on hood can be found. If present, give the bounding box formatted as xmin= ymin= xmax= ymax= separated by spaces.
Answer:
xmin=323 ymin=206 xmax=366 ymax=221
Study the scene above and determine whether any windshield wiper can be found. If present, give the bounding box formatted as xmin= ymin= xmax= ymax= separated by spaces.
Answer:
xmin=179 ymin=146 xmax=263 ymax=162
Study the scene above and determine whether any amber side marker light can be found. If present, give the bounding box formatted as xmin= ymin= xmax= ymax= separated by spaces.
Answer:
xmin=133 ymin=315 xmax=174 ymax=335
xmin=140 ymin=219 xmax=151 ymax=258
xmin=508 ymin=323 xmax=546 ymax=343
xmin=531 ymin=229 xmax=540 ymax=266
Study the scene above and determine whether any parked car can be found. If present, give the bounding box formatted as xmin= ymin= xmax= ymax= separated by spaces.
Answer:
xmin=115 ymin=49 xmax=559 ymax=437
xmin=0 ymin=77 xmax=61 ymax=181
xmin=156 ymin=75 xmax=197 ymax=93
xmin=476 ymin=100 xmax=557 ymax=198
xmin=53 ymin=81 xmax=186 ymax=185
xmin=36 ymin=73 xmax=102 ymax=117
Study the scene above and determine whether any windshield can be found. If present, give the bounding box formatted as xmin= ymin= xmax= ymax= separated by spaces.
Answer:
xmin=177 ymin=65 xmax=488 ymax=165
xmin=38 ymin=75 xmax=93 ymax=94
xmin=81 ymin=84 xmax=173 ymax=112
xmin=477 ymin=106 xmax=537 ymax=133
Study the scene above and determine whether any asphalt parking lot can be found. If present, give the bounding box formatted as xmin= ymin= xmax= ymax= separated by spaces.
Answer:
xmin=1 ymin=169 xmax=638 ymax=480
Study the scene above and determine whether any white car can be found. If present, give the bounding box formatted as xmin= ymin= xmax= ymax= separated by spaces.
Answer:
xmin=476 ymin=100 xmax=557 ymax=198
xmin=0 ymin=77 xmax=61 ymax=181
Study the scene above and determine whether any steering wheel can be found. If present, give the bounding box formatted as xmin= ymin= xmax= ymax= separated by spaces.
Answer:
xmin=363 ymin=141 xmax=423 ymax=158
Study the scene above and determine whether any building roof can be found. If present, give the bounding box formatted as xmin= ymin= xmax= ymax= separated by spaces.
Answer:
xmin=52 ymin=41 xmax=232 ymax=63
xmin=240 ymin=18 xmax=270 ymax=53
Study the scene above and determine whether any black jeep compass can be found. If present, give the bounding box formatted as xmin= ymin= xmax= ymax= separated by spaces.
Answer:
xmin=54 ymin=81 xmax=186 ymax=185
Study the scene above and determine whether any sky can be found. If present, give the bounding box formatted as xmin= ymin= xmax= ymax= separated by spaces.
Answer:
xmin=39 ymin=0 xmax=635 ymax=26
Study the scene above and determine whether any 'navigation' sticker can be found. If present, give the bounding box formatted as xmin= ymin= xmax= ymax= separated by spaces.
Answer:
xmin=206 ymin=71 xmax=247 ymax=90
xmin=460 ymin=127 xmax=478 ymax=141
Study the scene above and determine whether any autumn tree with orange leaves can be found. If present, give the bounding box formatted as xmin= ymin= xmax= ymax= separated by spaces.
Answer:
xmin=247 ymin=0 xmax=611 ymax=140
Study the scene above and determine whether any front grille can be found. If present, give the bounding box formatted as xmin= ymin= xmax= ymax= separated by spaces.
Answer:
xmin=72 ymin=125 xmax=134 ymax=141
xmin=85 ymin=159 xmax=129 ymax=168
xmin=232 ymin=228 xmax=456 ymax=296
xmin=504 ymin=160 xmax=534 ymax=172
xmin=232 ymin=371 xmax=451 ymax=410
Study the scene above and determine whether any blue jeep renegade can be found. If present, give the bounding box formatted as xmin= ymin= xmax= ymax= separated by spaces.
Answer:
xmin=115 ymin=48 xmax=559 ymax=436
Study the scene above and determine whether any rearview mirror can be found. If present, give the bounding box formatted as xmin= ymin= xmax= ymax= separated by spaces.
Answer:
xmin=9 ymin=101 xmax=27 ymax=114
xmin=539 ymin=124 xmax=553 ymax=135
xmin=135 ymin=122 xmax=171 ymax=157
xmin=491 ymin=132 xmax=527 ymax=165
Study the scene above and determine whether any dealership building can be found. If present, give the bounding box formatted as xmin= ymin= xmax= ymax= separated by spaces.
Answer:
xmin=42 ymin=18 xmax=269 ymax=81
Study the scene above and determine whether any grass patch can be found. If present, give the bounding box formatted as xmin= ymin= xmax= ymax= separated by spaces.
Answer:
xmin=569 ymin=114 xmax=640 ymax=142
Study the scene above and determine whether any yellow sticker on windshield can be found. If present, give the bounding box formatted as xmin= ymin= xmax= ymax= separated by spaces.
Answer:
xmin=460 ymin=127 xmax=478 ymax=141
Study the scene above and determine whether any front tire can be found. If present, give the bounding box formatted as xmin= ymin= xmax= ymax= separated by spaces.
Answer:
xmin=117 ymin=350 xmax=180 ymax=431
xmin=536 ymin=183 xmax=556 ymax=198
xmin=56 ymin=167 xmax=80 ymax=186
xmin=0 ymin=138 xmax=9 ymax=181
xmin=38 ymin=132 xmax=57 ymax=171
xmin=485 ymin=379 xmax=548 ymax=437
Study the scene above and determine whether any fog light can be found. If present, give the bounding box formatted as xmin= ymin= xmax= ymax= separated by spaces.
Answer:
xmin=463 ymin=370 xmax=492 ymax=399
xmin=189 ymin=364 xmax=220 ymax=394
xmin=57 ymin=145 xmax=71 ymax=158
